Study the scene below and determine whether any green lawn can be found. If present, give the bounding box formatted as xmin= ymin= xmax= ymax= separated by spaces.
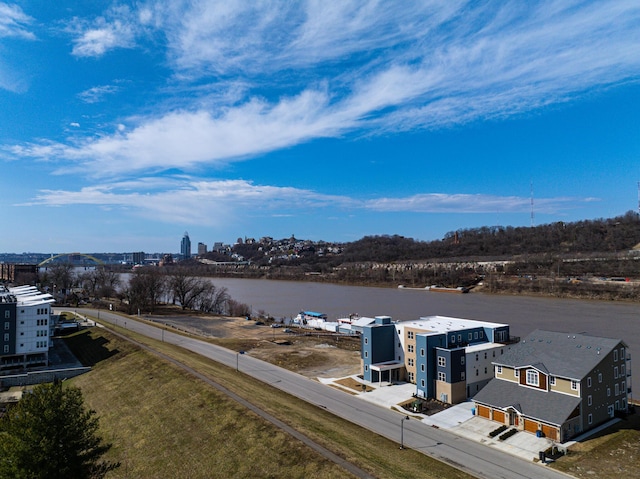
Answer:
xmin=66 ymin=327 xmax=474 ymax=479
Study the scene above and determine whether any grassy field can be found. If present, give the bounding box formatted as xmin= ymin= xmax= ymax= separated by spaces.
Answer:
xmin=550 ymin=411 xmax=640 ymax=479
xmin=66 ymin=327 xmax=475 ymax=479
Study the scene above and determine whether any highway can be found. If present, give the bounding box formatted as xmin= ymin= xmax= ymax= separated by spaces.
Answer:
xmin=77 ymin=308 xmax=569 ymax=479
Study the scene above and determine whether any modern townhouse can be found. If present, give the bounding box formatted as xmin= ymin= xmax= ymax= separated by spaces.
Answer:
xmin=361 ymin=315 xmax=515 ymax=404
xmin=473 ymin=329 xmax=631 ymax=442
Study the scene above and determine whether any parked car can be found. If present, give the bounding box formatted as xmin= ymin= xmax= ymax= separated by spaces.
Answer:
xmin=254 ymin=321 xmax=265 ymax=326
xmin=270 ymin=323 xmax=282 ymax=328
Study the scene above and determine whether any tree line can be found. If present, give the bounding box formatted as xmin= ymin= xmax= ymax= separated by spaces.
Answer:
xmin=38 ymin=265 xmax=251 ymax=317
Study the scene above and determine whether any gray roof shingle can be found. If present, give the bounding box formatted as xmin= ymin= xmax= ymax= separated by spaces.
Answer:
xmin=494 ymin=329 xmax=623 ymax=380
xmin=474 ymin=379 xmax=581 ymax=426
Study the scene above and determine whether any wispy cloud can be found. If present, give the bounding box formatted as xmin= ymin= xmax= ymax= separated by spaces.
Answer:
xmin=21 ymin=177 xmax=588 ymax=225
xmin=0 ymin=2 xmax=35 ymax=40
xmin=77 ymin=84 xmax=120 ymax=103
xmin=364 ymin=193 xmax=583 ymax=214
xmin=7 ymin=1 xmax=640 ymax=179
xmin=69 ymin=5 xmax=139 ymax=57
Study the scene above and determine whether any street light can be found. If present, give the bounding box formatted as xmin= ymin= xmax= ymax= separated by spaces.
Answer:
xmin=400 ymin=415 xmax=410 ymax=449
xmin=236 ymin=350 xmax=245 ymax=371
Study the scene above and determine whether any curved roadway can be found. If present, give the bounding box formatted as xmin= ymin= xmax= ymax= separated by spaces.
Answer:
xmin=78 ymin=309 xmax=569 ymax=479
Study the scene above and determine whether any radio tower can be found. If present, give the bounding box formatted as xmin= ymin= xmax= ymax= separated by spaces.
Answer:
xmin=530 ymin=180 xmax=535 ymax=227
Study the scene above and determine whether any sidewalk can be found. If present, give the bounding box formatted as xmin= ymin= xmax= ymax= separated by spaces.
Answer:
xmin=319 ymin=375 xmax=555 ymax=463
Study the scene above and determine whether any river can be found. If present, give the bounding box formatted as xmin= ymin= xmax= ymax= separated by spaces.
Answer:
xmin=120 ymin=275 xmax=639 ymax=390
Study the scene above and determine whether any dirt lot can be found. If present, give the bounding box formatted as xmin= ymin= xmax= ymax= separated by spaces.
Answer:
xmin=145 ymin=312 xmax=363 ymax=379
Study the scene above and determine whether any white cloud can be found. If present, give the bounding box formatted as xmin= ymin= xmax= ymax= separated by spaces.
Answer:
xmin=7 ymin=1 xmax=640 ymax=178
xmin=70 ymin=5 xmax=138 ymax=57
xmin=364 ymin=193 xmax=580 ymax=214
xmin=0 ymin=2 xmax=35 ymax=40
xmin=22 ymin=177 xmax=587 ymax=226
xmin=77 ymin=84 xmax=120 ymax=103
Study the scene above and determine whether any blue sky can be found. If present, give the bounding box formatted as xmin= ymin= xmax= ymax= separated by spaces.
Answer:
xmin=1 ymin=1 xmax=639 ymax=254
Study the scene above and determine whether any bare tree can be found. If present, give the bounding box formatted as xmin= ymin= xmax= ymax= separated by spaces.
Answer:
xmin=194 ymin=283 xmax=229 ymax=314
xmin=168 ymin=267 xmax=210 ymax=310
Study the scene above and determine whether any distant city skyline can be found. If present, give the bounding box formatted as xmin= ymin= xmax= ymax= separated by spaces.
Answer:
xmin=1 ymin=2 xmax=640 ymax=253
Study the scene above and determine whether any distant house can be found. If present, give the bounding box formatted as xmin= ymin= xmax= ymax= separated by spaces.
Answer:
xmin=361 ymin=315 xmax=514 ymax=404
xmin=473 ymin=330 xmax=631 ymax=442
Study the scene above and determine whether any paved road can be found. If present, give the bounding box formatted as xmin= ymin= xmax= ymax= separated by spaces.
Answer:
xmin=78 ymin=309 xmax=569 ymax=479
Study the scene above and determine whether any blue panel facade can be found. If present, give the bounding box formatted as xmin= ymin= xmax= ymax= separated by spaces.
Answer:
xmin=361 ymin=321 xmax=396 ymax=382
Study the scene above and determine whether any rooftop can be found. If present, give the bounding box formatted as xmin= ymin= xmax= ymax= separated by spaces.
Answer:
xmin=494 ymin=329 xmax=624 ymax=380
xmin=397 ymin=315 xmax=508 ymax=334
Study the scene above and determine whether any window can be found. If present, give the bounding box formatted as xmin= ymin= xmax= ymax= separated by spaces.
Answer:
xmin=607 ymin=387 xmax=611 ymax=397
xmin=438 ymin=372 xmax=446 ymax=381
xmin=364 ymin=351 xmax=368 ymax=358
xmin=492 ymin=351 xmax=495 ymax=357
xmin=457 ymin=334 xmax=462 ymax=343
xmin=549 ymin=376 xmax=556 ymax=386
xmin=461 ymin=372 xmax=465 ymax=381
xmin=496 ymin=365 xmax=502 ymax=374
xmin=420 ymin=348 xmax=425 ymax=357
xmin=614 ymin=366 xmax=619 ymax=379
xmin=615 ymin=384 xmax=619 ymax=396
xmin=3 ymin=333 xmax=8 ymax=342
xmin=476 ymin=369 xmax=479 ymax=376
xmin=474 ymin=331 xmax=478 ymax=339
xmin=409 ymin=372 xmax=414 ymax=382
xmin=408 ymin=344 xmax=414 ymax=353
xmin=3 ymin=321 xmax=8 ymax=330
xmin=571 ymin=380 xmax=578 ymax=391
xmin=621 ymin=347 xmax=625 ymax=359
xmin=420 ymin=379 xmax=425 ymax=387
xmin=468 ymin=333 xmax=472 ymax=341
xmin=438 ymin=356 xmax=446 ymax=367
xmin=622 ymin=364 xmax=625 ymax=375
xmin=450 ymin=335 xmax=455 ymax=343
xmin=364 ymin=337 xmax=368 ymax=345
xmin=3 ymin=345 xmax=8 ymax=353
xmin=479 ymin=331 xmax=484 ymax=339
xmin=364 ymin=365 xmax=368 ymax=372
xmin=408 ymin=331 xmax=414 ymax=339
xmin=598 ymin=373 xmax=602 ymax=383
xmin=484 ymin=352 xmax=487 ymax=359
xmin=614 ymin=349 xmax=618 ymax=361
xmin=420 ymin=364 xmax=425 ymax=372
xmin=515 ymin=369 xmax=520 ymax=378
xmin=475 ymin=353 xmax=479 ymax=361
xmin=622 ymin=381 xmax=626 ymax=393
xmin=587 ymin=377 xmax=592 ymax=387
xmin=4 ymin=311 xmax=9 ymax=319
xmin=484 ymin=367 xmax=487 ymax=374
xmin=461 ymin=356 xmax=465 ymax=366
xmin=588 ymin=414 xmax=593 ymax=425
xmin=408 ymin=358 xmax=414 ymax=367
xmin=588 ymin=395 xmax=592 ymax=406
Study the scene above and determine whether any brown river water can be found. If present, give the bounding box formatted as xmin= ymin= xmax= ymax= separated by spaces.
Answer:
xmin=121 ymin=275 xmax=639 ymax=390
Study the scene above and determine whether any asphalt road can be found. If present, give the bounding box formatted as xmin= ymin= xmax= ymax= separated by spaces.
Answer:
xmin=78 ymin=308 xmax=569 ymax=479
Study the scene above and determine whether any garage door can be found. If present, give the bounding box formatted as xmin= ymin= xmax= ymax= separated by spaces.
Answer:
xmin=541 ymin=424 xmax=558 ymax=440
xmin=493 ymin=410 xmax=505 ymax=423
xmin=524 ymin=418 xmax=539 ymax=433
xmin=477 ymin=405 xmax=490 ymax=418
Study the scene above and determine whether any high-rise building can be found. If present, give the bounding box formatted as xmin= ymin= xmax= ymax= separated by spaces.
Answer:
xmin=197 ymin=242 xmax=207 ymax=256
xmin=132 ymin=251 xmax=145 ymax=265
xmin=181 ymin=232 xmax=191 ymax=259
